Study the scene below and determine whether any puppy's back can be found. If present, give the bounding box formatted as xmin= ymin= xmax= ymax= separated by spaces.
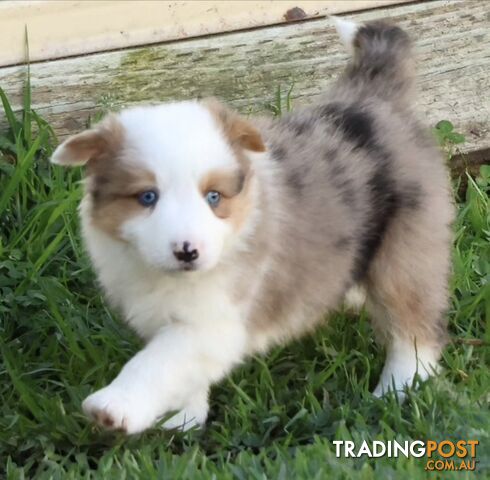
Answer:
xmin=245 ymin=20 xmax=452 ymax=346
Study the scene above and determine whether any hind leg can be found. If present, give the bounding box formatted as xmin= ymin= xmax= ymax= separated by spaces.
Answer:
xmin=369 ymin=317 xmax=442 ymax=398
xmin=365 ymin=210 xmax=452 ymax=398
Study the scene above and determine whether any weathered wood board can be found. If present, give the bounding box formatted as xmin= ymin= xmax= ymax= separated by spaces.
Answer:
xmin=0 ymin=0 xmax=410 ymax=67
xmin=0 ymin=0 xmax=488 ymax=157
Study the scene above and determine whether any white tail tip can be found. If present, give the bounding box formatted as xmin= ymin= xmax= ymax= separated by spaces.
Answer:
xmin=331 ymin=16 xmax=359 ymax=51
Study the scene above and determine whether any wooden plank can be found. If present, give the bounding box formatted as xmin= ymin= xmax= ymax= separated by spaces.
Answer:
xmin=0 ymin=0 xmax=488 ymax=156
xmin=0 ymin=0 xmax=411 ymax=67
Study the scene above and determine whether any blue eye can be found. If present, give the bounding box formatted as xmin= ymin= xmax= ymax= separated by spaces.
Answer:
xmin=206 ymin=190 xmax=221 ymax=207
xmin=138 ymin=190 xmax=159 ymax=207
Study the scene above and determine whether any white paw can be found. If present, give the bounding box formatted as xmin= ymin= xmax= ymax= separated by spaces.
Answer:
xmin=372 ymin=378 xmax=408 ymax=400
xmin=162 ymin=394 xmax=209 ymax=432
xmin=373 ymin=338 xmax=441 ymax=400
xmin=373 ymin=362 xmax=429 ymax=400
xmin=82 ymin=385 xmax=158 ymax=434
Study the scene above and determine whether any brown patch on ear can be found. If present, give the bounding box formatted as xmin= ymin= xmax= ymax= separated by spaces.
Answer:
xmin=204 ymin=98 xmax=266 ymax=153
xmin=202 ymin=99 xmax=260 ymax=232
xmin=51 ymin=115 xmax=124 ymax=166
xmin=56 ymin=115 xmax=157 ymax=239
xmin=53 ymin=115 xmax=156 ymax=240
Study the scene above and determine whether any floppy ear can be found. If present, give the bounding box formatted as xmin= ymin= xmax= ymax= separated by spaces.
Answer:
xmin=50 ymin=130 xmax=106 ymax=166
xmin=50 ymin=116 xmax=123 ymax=167
xmin=204 ymin=98 xmax=266 ymax=153
xmin=228 ymin=115 xmax=266 ymax=152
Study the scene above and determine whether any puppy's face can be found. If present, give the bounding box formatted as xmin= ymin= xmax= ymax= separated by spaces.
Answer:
xmin=51 ymin=100 xmax=265 ymax=272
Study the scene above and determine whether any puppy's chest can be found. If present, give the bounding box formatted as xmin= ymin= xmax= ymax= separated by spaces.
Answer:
xmin=114 ymin=272 xmax=244 ymax=339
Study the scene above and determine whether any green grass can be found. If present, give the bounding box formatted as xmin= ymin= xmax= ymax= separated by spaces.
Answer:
xmin=0 ymin=80 xmax=489 ymax=479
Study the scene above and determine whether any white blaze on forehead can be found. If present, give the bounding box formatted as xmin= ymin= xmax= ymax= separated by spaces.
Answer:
xmin=118 ymin=101 xmax=237 ymax=185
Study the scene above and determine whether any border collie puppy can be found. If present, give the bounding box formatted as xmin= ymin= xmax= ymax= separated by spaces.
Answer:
xmin=51 ymin=18 xmax=453 ymax=434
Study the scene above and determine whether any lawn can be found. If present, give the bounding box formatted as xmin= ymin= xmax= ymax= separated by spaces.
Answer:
xmin=0 ymin=79 xmax=488 ymax=479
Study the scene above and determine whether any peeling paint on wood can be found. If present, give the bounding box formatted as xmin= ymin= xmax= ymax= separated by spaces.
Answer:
xmin=284 ymin=7 xmax=308 ymax=22
xmin=0 ymin=0 xmax=488 ymax=157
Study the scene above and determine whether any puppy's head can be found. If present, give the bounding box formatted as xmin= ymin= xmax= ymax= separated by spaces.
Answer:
xmin=51 ymin=100 xmax=265 ymax=272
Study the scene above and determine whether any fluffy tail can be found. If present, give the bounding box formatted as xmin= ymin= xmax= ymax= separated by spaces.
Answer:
xmin=332 ymin=17 xmax=414 ymax=105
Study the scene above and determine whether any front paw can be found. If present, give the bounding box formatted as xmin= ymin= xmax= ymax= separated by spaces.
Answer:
xmin=82 ymin=386 xmax=157 ymax=434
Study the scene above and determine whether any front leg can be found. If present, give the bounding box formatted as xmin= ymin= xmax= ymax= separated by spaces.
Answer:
xmin=82 ymin=320 xmax=247 ymax=434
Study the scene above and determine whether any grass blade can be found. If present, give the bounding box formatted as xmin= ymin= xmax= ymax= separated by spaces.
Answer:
xmin=23 ymin=26 xmax=32 ymax=145
xmin=0 ymin=129 xmax=46 ymax=217
xmin=0 ymin=87 xmax=21 ymax=138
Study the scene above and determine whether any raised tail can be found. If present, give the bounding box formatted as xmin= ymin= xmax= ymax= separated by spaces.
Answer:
xmin=332 ymin=17 xmax=415 ymax=105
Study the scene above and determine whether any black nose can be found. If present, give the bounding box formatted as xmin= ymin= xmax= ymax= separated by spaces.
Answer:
xmin=173 ymin=241 xmax=199 ymax=263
